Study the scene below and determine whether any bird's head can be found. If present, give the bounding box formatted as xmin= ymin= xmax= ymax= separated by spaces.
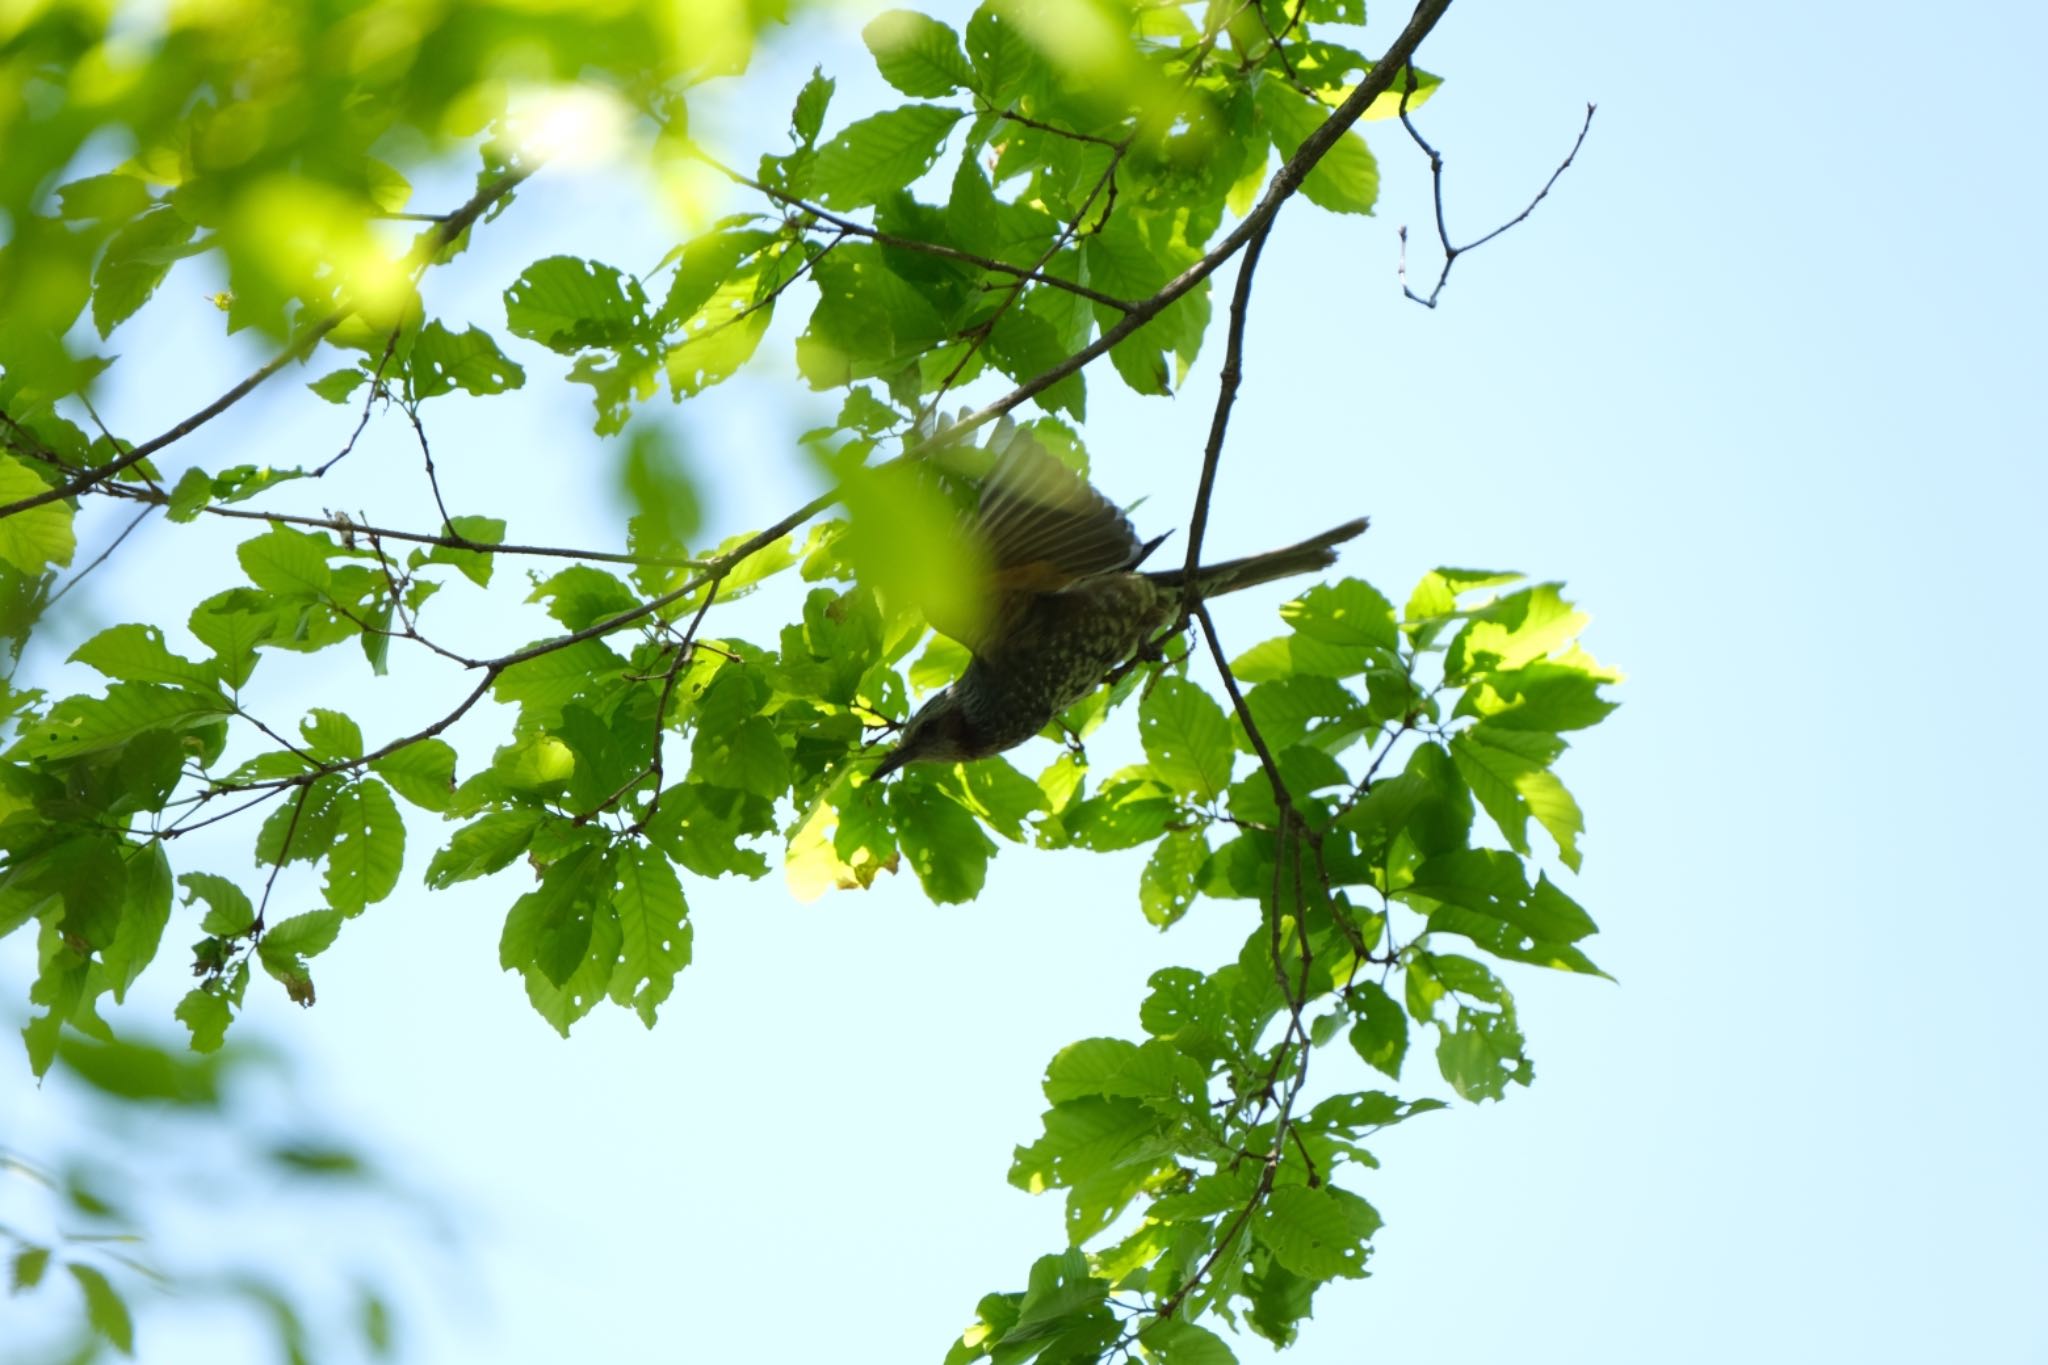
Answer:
xmin=870 ymin=688 xmax=979 ymax=781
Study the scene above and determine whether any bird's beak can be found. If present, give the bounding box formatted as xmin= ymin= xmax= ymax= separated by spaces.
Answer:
xmin=868 ymin=746 xmax=909 ymax=782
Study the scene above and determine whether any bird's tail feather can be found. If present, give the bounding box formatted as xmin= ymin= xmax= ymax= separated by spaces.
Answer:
xmin=1145 ymin=518 xmax=1369 ymax=598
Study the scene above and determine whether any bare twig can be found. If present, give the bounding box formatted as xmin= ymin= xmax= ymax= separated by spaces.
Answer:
xmin=102 ymin=487 xmax=703 ymax=568
xmin=313 ymin=328 xmax=402 ymax=478
xmin=43 ymin=506 xmax=154 ymax=611
xmin=991 ymin=107 xmax=1124 ymax=150
xmin=402 ymin=402 xmax=456 ymax=530
xmin=1399 ymin=79 xmax=1596 ymax=308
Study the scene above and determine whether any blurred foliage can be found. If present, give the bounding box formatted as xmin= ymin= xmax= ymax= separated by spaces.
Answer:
xmin=0 ymin=0 xmax=1606 ymax=1361
xmin=3 ymin=1028 xmax=436 ymax=1362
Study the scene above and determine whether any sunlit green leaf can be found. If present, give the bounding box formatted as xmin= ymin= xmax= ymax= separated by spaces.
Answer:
xmin=0 ymin=456 xmax=75 ymax=575
xmin=810 ymin=104 xmax=965 ymax=210
xmin=1140 ymin=678 xmax=1234 ymax=801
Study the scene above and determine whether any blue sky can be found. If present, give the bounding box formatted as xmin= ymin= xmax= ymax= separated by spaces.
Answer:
xmin=6 ymin=0 xmax=2044 ymax=1360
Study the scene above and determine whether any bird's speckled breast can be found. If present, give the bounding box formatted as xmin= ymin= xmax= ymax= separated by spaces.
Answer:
xmin=954 ymin=574 xmax=1176 ymax=753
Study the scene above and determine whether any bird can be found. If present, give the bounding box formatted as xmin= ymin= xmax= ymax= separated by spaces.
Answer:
xmin=869 ymin=424 xmax=1367 ymax=780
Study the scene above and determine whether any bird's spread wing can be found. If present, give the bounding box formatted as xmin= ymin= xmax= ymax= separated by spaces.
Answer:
xmin=975 ymin=426 xmax=1147 ymax=590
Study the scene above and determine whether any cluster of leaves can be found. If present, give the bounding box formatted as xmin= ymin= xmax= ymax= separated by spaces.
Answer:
xmin=933 ymin=569 xmax=1614 ymax=1361
xmin=0 ymin=0 xmax=1609 ymax=1360
xmin=4 ymin=1031 xmax=420 ymax=1362
xmin=506 ymin=0 xmax=1436 ymax=437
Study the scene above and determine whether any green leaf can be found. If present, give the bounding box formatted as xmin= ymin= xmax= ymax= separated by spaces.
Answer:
xmin=105 ymin=840 xmax=172 ymax=1002
xmin=188 ymin=596 xmax=270 ymax=687
xmin=1281 ymin=577 xmax=1398 ymax=651
xmin=1449 ymin=725 xmax=1584 ymax=870
xmin=989 ymin=303 xmax=1085 ymax=418
xmin=11 ymin=1244 xmax=51 ymax=1292
xmin=1407 ymin=852 xmax=1597 ymax=943
xmin=1139 ymin=1319 xmax=1239 ymax=1365
xmin=237 ymin=525 xmax=332 ymax=596
xmin=863 ymin=10 xmax=976 ymax=97
xmin=608 ymin=844 xmax=691 ymax=1027
xmin=0 ymin=455 xmax=75 ymax=574
xmin=890 ymin=779 xmax=996 ymax=903
xmin=1255 ymin=1184 xmax=1380 ymax=1280
xmin=1008 ymin=1252 xmax=1117 ymax=1352
xmin=965 ymin=3 xmax=1041 ymax=105
xmin=663 ymin=256 xmax=777 ymax=397
xmin=1139 ymin=827 xmax=1207 ymax=928
xmin=1140 ymin=678 xmax=1234 ymax=801
xmin=1405 ymin=567 xmax=1523 ymax=623
xmin=176 ymin=977 xmax=238 ymax=1052
xmin=1231 ymin=631 xmax=1371 ymax=682
xmin=1256 ymin=79 xmax=1379 ymax=216
xmin=166 ymin=466 xmax=214 ymax=521
xmin=408 ymin=321 xmax=525 ymax=398
xmin=1043 ymin=1037 xmax=1201 ymax=1109
xmin=326 ymin=779 xmax=403 ymax=914
xmin=503 ymin=256 xmax=652 ymax=353
xmin=423 ymin=513 xmax=507 ymax=588
xmin=1458 ymin=660 xmax=1619 ymax=732
xmin=67 ymin=1262 xmax=135 ymax=1355
xmin=1064 ymin=778 xmax=1178 ymax=851
xmin=70 ymin=623 xmax=215 ymax=686
xmin=692 ymin=715 xmax=789 ymax=800
xmin=10 ymin=682 xmax=229 ymax=761
xmin=809 ymin=104 xmax=965 ymax=210
xmin=1347 ymin=980 xmax=1408 ymax=1079
xmin=946 ymin=757 xmax=1048 ymax=841
xmin=530 ymin=564 xmax=641 ymax=630
xmin=1436 ymin=1004 xmax=1531 ymax=1101
xmin=255 ymin=777 xmax=345 ymax=868
xmin=299 ymin=707 xmax=363 ymax=761
xmin=371 ymin=738 xmax=457 ymax=812
xmin=426 ymin=809 xmax=544 ymax=888
xmin=1241 ymin=676 xmax=1371 ymax=755
xmin=492 ymin=639 xmax=626 ymax=721
xmin=795 ymin=245 xmax=950 ymax=386
xmin=94 ymin=202 xmax=196 ymax=335
xmin=181 ymin=871 xmax=257 ymax=936
xmin=501 ymin=849 xmax=621 ymax=1036
xmin=1446 ymin=584 xmax=1587 ymax=677
xmin=259 ymin=909 xmax=344 ymax=1003
xmin=791 ymin=66 xmax=835 ymax=146
xmin=308 ymin=367 xmax=368 ymax=403
xmin=57 ymin=172 xmax=152 ymax=221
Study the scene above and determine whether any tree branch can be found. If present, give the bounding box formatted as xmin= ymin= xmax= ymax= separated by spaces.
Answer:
xmin=0 ymin=167 xmax=532 ymax=519
xmin=102 ymin=488 xmax=704 ymax=568
xmin=1398 ymin=86 xmax=1595 ymax=309
xmin=910 ymin=0 xmax=1456 ymax=453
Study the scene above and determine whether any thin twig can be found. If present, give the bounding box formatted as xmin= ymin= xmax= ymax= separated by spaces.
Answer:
xmin=44 ymin=506 xmax=154 ymax=611
xmin=700 ymin=157 xmax=1137 ymax=313
xmin=992 ymin=107 xmax=1124 ymax=149
xmin=313 ymin=328 xmax=402 ymax=478
xmin=1178 ymin=214 xmax=1278 ymax=593
xmin=401 ymin=402 xmax=455 ymax=530
xmin=1399 ymin=78 xmax=1595 ymax=309
xmin=102 ymin=487 xmax=703 ymax=568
